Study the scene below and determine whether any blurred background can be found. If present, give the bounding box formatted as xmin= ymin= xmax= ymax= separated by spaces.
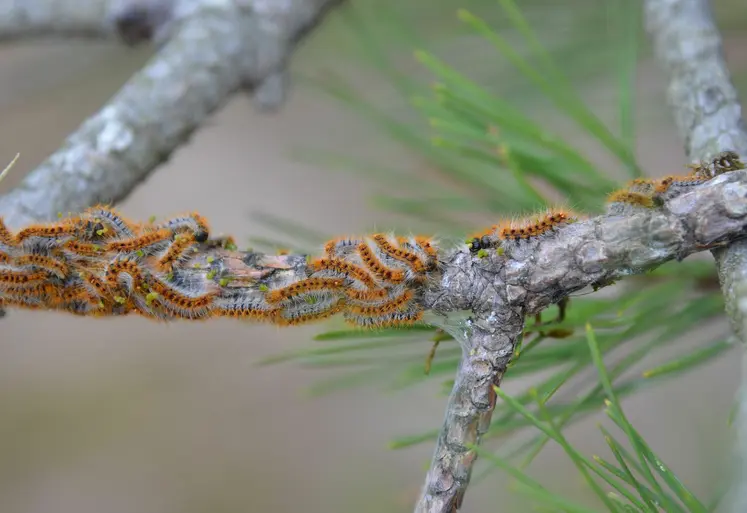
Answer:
xmin=0 ymin=0 xmax=745 ymax=511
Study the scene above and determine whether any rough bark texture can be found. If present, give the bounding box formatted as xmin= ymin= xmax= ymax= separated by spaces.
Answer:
xmin=644 ymin=1 xmax=747 ymax=512
xmin=415 ymin=168 xmax=747 ymax=511
xmin=0 ymin=0 xmax=342 ymax=229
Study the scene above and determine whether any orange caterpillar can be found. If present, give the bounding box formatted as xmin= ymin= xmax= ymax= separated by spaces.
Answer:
xmin=345 ymin=308 xmax=424 ymax=329
xmin=157 ymin=212 xmax=210 ymax=242
xmin=347 ymin=289 xmax=414 ymax=316
xmin=265 ymin=277 xmax=345 ymax=304
xmin=0 ymin=269 xmax=50 ymax=287
xmin=12 ymin=254 xmax=69 ymax=279
xmin=158 ymin=233 xmax=198 ymax=272
xmin=654 ymin=174 xmax=708 ymax=195
xmin=625 ymin=178 xmax=657 ymax=195
xmin=372 ymin=234 xmax=426 ymax=273
xmin=309 ymin=257 xmax=379 ymax=290
xmin=215 ymin=296 xmax=279 ymax=320
xmin=498 ymin=210 xmax=575 ymax=242
xmin=15 ymin=220 xmax=78 ymax=242
xmin=324 ymin=236 xmax=363 ymax=258
xmin=105 ymin=228 xmax=172 ymax=253
xmin=344 ymin=286 xmax=388 ymax=302
xmin=63 ymin=240 xmax=106 ymax=258
xmin=276 ymin=297 xmax=347 ymax=326
xmin=357 ymin=242 xmax=405 ymax=284
xmin=0 ymin=219 xmax=15 ymax=247
xmin=81 ymin=205 xmax=138 ymax=239
xmin=606 ymin=190 xmax=655 ymax=208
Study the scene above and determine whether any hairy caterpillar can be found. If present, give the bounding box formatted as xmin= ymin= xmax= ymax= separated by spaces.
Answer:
xmin=265 ymin=277 xmax=345 ymax=304
xmin=157 ymin=233 xmax=198 ymax=272
xmin=158 ymin=212 xmax=210 ymax=242
xmin=372 ymin=234 xmax=426 ymax=273
xmin=105 ymin=228 xmax=173 ymax=254
xmin=606 ymin=190 xmax=655 ymax=208
xmin=497 ymin=210 xmax=575 ymax=242
xmin=357 ymin=242 xmax=405 ymax=284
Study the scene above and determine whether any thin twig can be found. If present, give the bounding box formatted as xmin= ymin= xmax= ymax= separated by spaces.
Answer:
xmin=644 ymin=1 xmax=747 ymax=511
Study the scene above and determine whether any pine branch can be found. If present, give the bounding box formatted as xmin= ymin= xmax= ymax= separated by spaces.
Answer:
xmin=0 ymin=0 xmax=342 ymax=230
xmin=413 ymin=157 xmax=747 ymax=510
xmin=644 ymin=1 xmax=747 ymax=511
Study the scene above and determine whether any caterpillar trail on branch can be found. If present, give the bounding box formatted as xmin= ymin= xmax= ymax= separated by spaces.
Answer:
xmin=0 ymin=209 xmax=439 ymax=329
xmin=3 ymin=148 xmax=745 ymax=328
xmin=3 ymin=152 xmax=740 ymax=329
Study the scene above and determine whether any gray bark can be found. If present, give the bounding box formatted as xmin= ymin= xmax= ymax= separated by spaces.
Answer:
xmin=415 ymin=165 xmax=747 ymax=511
xmin=0 ymin=0 xmax=117 ymax=40
xmin=0 ymin=0 xmax=342 ymax=229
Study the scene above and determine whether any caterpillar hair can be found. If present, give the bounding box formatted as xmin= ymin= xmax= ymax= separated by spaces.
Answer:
xmin=654 ymin=174 xmax=708 ymax=200
xmin=12 ymin=254 xmax=69 ymax=279
xmin=347 ymin=289 xmax=415 ymax=316
xmin=371 ymin=234 xmax=426 ymax=273
xmin=265 ymin=277 xmax=345 ymax=304
xmin=0 ymin=269 xmax=50 ymax=287
xmin=15 ymin=221 xmax=78 ymax=242
xmin=159 ymin=212 xmax=210 ymax=242
xmin=606 ymin=190 xmax=655 ymax=208
xmin=157 ymin=233 xmax=198 ymax=272
xmin=357 ymin=242 xmax=405 ymax=284
xmin=0 ymin=218 xmax=15 ymax=248
xmin=276 ymin=296 xmax=347 ymax=326
xmin=324 ymin=237 xmax=363 ymax=258
xmin=309 ymin=257 xmax=378 ymax=290
xmin=81 ymin=205 xmax=137 ymax=240
xmin=626 ymin=178 xmax=657 ymax=195
xmin=344 ymin=306 xmax=424 ymax=328
xmin=105 ymin=228 xmax=173 ymax=255
xmin=498 ymin=209 xmax=575 ymax=242
xmin=215 ymin=295 xmax=279 ymax=320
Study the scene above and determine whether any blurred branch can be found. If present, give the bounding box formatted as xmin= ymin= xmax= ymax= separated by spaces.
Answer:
xmin=0 ymin=0 xmax=116 ymax=41
xmin=0 ymin=0 xmax=343 ymax=229
xmin=644 ymin=0 xmax=747 ymax=512
xmin=416 ymin=167 xmax=747 ymax=512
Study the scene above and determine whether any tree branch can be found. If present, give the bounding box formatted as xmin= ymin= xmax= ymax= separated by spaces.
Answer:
xmin=0 ymin=0 xmax=115 ymax=41
xmin=644 ymin=1 xmax=747 ymax=511
xmin=415 ymin=165 xmax=747 ymax=511
xmin=0 ymin=0 xmax=342 ymax=230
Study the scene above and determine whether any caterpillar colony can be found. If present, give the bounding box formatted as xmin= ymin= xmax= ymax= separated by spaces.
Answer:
xmin=0 ymin=152 xmax=744 ymax=329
